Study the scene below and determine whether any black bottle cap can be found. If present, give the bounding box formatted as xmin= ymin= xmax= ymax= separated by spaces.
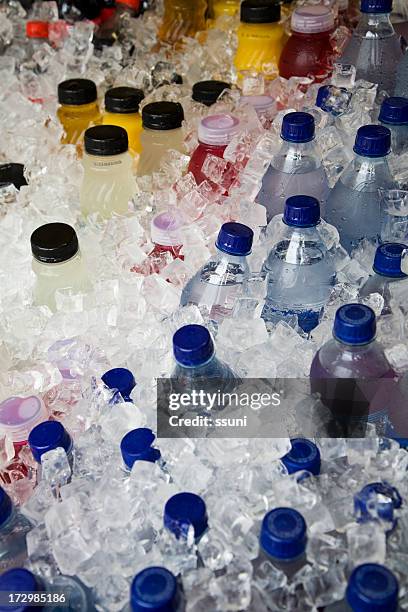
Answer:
xmin=58 ymin=79 xmax=97 ymax=106
xmin=105 ymin=87 xmax=145 ymax=114
xmin=84 ymin=125 xmax=128 ymax=156
xmin=142 ymin=102 xmax=184 ymax=131
xmin=240 ymin=0 xmax=281 ymax=23
xmin=0 ymin=164 xmax=27 ymax=190
xmin=192 ymin=80 xmax=231 ymax=106
xmin=31 ymin=223 xmax=79 ymax=264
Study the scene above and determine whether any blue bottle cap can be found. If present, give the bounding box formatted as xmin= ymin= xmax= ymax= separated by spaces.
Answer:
xmin=346 ymin=563 xmax=399 ymax=612
xmin=282 ymin=438 xmax=321 ymax=476
xmin=379 ymin=97 xmax=408 ymax=126
xmin=283 ymin=195 xmax=320 ymax=227
xmin=101 ymin=368 xmax=136 ymax=400
xmin=260 ymin=507 xmax=307 ymax=561
xmin=373 ymin=243 xmax=407 ymax=278
xmin=316 ymin=86 xmax=330 ymax=111
xmin=28 ymin=420 xmax=73 ymax=463
xmin=361 ymin=0 xmax=393 ymax=14
xmin=354 ymin=482 xmax=402 ymax=523
xmin=353 ymin=125 xmax=391 ymax=157
xmin=130 ymin=567 xmax=178 ymax=612
xmin=333 ymin=304 xmax=376 ymax=346
xmin=173 ymin=325 xmax=214 ymax=367
xmin=281 ymin=112 xmax=315 ymax=143
xmin=215 ymin=222 xmax=254 ymax=256
xmin=0 ymin=486 xmax=12 ymax=527
xmin=120 ymin=428 xmax=161 ymax=470
xmin=164 ymin=492 xmax=208 ymax=540
xmin=0 ymin=569 xmax=41 ymax=612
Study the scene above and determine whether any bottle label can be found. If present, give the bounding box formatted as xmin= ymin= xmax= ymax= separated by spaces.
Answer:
xmin=92 ymin=159 xmax=123 ymax=168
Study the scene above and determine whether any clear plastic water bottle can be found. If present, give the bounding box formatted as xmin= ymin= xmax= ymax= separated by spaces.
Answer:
xmin=164 ymin=491 xmax=208 ymax=541
xmin=360 ymin=243 xmax=408 ymax=314
xmin=120 ymin=428 xmax=161 ymax=471
xmin=339 ymin=0 xmax=403 ymax=94
xmin=256 ymin=112 xmax=329 ymax=222
xmin=395 ymin=50 xmax=408 ymax=98
xmin=262 ymin=196 xmax=336 ymax=333
xmin=281 ymin=438 xmax=321 ymax=477
xmin=129 ymin=566 xmax=184 ymax=612
xmin=180 ymin=222 xmax=254 ymax=324
xmin=28 ymin=420 xmax=74 ymax=482
xmin=257 ymin=507 xmax=308 ymax=579
xmin=310 ymin=304 xmax=397 ymax=436
xmin=325 ymin=125 xmax=396 ymax=253
xmin=101 ymin=367 xmax=136 ymax=402
xmin=0 ymin=568 xmax=91 ymax=611
xmin=0 ymin=487 xmax=32 ymax=572
xmin=325 ymin=563 xmax=399 ymax=612
xmin=378 ymin=96 xmax=408 ymax=155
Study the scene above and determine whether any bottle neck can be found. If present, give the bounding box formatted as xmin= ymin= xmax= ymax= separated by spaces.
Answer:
xmin=215 ymin=247 xmax=250 ymax=266
xmin=176 ymin=353 xmax=215 ymax=370
xmin=356 ymin=12 xmax=395 ymax=37
xmin=333 ymin=337 xmax=376 ymax=352
xmin=279 ymin=139 xmax=319 ymax=157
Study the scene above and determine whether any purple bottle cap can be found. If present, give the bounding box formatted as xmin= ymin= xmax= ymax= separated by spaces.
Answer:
xmin=150 ymin=211 xmax=184 ymax=247
xmin=198 ymin=114 xmax=240 ymax=146
xmin=0 ymin=396 xmax=48 ymax=444
xmin=291 ymin=5 xmax=335 ymax=33
xmin=240 ymin=95 xmax=275 ymax=114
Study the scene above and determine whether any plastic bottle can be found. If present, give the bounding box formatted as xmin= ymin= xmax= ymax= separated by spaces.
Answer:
xmin=26 ymin=20 xmax=49 ymax=53
xmin=395 ymin=51 xmax=408 ymax=98
xmin=164 ymin=491 xmax=208 ymax=541
xmin=325 ymin=125 xmax=397 ymax=254
xmin=180 ymin=222 xmax=254 ymax=323
xmin=0 ymin=568 xmax=91 ymax=611
xmin=310 ymin=304 xmax=396 ymax=436
xmin=262 ymin=196 xmax=336 ymax=333
xmin=130 ymin=566 xmax=184 ymax=612
xmin=325 ymin=563 xmax=399 ymax=612
xmin=0 ymin=395 xmax=48 ymax=457
xmin=131 ymin=211 xmax=184 ymax=275
xmin=158 ymin=0 xmax=207 ymax=45
xmin=192 ymin=80 xmax=231 ymax=107
xmin=137 ymin=102 xmax=185 ymax=176
xmin=378 ymin=96 xmax=408 ymax=155
xmin=120 ymin=428 xmax=161 ymax=471
xmin=101 ymin=367 xmax=136 ymax=402
xmin=281 ymin=438 xmax=321 ymax=476
xmin=258 ymin=507 xmax=308 ymax=579
xmin=257 ymin=112 xmax=329 ymax=223
xmin=339 ymin=0 xmax=403 ymax=95
xmin=57 ymin=79 xmax=101 ymax=145
xmin=0 ymin=487 xmax=32 ymax=571
xmin=102 ymin=87 xmax=145 ymax=156
xmin=31 ymin=223 xmax=89 ymax=312
xmin=235 ymin=1 xmax=285 ymax=79
xmin=0 ymin=163 xmax=27 ymax=190
xmin=360 ymin=243 xmax=408 ymax=314
xmin=278 ymin=5 xmax=335 ymax=81
xmin=172 ymin=324 xmax=237 ymax=385
xmin=28 ymin=420 xmax=74 ymax=475
xmin=212 ymin=0 xmax=240 ymax=18
xmin=80 ymin=125 xmax=136 ymax=218
xmin=188 ymin=114 xmax=240 ymax=188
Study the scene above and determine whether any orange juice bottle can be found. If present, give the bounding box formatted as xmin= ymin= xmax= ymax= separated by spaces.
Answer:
xmin=102 ymin=87 xmax=145 ymax=156
xmin=235 ymin=0 xmax=285 ymax=79
xmin=57 ymin=79 xmax=101 ymax=145
xmin=213 ymin=0 xmax=240 ymax=18
xmin=158 ymin=0 xmax=207 ymax=44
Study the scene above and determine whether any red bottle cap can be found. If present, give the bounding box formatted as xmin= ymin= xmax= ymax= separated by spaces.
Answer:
xmin=26 ymin=20 xmax=49 ymax=39
xmin=116 ymin=0 xmax=141 ymax=10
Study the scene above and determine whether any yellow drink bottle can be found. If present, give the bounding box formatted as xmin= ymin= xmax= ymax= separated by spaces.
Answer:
xmin=213 ymin=0 xmax=240 ymax=18
xmin=102 ymin=87 xmax=145 ymax=156
xmin=57 ymin=79 xmax=101 ymax=145
xmin=137 ymin=102 xmax=185 ymax=176
xmin=235 ymin=0 xmax=285 ymax=79
xmin=158 ymin=0 xmax=207 ymax=44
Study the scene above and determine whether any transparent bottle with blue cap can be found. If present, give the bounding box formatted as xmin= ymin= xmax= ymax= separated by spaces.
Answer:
xmin=128 ymin=566 xmax=184 ymax=612
xmin=0 ymin=486 xmax=32 ymax=571
xmin=310 ymin=304 xmax=396 ymax=436
xmin=101 ymin=367 xmax=136 ymax=402
xmin=360 ymin=243 xmax=408 ymax=314
xmin=0 ymin=567 xmax=92 ymax=612
xmin=164 ymin=492 xmax=208 ymax=542
xmin=256 ymin=112 xmax=329 ymax=223
xmin=281 ymin=438 xmax=321 ymax=477
xmin=326 ymin=125 xmax=397 ymax=254
xmin=180 ymin=222 xmax=254 ymax=324
xmin=262 ymin=196 xmax=336 ymax=333
xmin=378 ymin=97 xmax=408 ymax=156
xmin=120 ymin=428 xmax=161 ymax=472
xmin=325 ymin=563 xmax=399 ymax=612
xmin=257 ymin=507 xmax=308 ymax=579
xmin=339 ymin=0 xmax=403 ymax=94
xmin=28 ymin=420 xmax=74 ymax=484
